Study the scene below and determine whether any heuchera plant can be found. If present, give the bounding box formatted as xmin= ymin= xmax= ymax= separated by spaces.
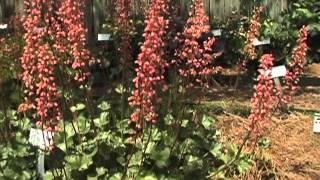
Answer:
xmin=283 ymin=26 xmax=308 ymax=101
xmin=244 ymin=6 xmax=264 ymax=60
xmin=58 ymin=0 xmax=92 ymax=83
xmin=128 ymin=0 xmax=169 ymax=130
xmin=115 ymin=0 xmax=133 ymax=68
xmin=20 ymin=0 xmax=92 ymax=132
xmin=21 ymin=0 xmax=62 ymax=131
xmin=248 ymin=54 xmax=276 ymax=137
xmin=175 ymin=0 xmax=217 ymax=87
xmin=248 ymin=26 xmax=308 ymax=142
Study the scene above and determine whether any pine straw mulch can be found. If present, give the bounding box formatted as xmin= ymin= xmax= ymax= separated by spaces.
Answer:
xmin=214 ymin=91 xmax=320 ymax=180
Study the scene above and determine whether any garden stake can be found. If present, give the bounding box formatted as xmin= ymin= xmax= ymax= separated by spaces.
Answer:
xmin=29 ymin=128 xmax=54 ymax=179
xmin=271 ymin=65 xmax=288 ymax=111
xmin=37 ymin=149 xmax=45 ymax=180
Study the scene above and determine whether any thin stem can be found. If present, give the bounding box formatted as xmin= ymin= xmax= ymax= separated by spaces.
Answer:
xmin=62 ymin=166 xmax=68 ymax=179
xmin=85 ymin=89 xmax=97 ymax=135
xmin=169 ymin=107 xmax=185 ymax=155
xmin=207 ymin=130 xmax=252 ymax=178
xmin=120 ymin=70 xmax=125 ymax=121
xmin=121 ymin=134 xmax=138 ymax=180
xmin=136 ymin=125 xmax=153 ymax=178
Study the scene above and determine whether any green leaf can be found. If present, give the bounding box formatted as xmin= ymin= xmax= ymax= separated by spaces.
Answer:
xmin=21 ymin=171 xmax=32 ymax=179
xmin=150 ymin=128 xmax=161 ymax=141
xmin=292 ymin=3 xmax=301 ymax=8
xmin=85 ymin=145 xmax=99 ymax=158
xmin=80 ymin=154 xmax=93 ymax=170
xmin=96 ymin=167 xmax=107 ymax=176
xmin=164 ymin=114 xmax=174 ymax=125
xmin=151 ymin=147 xmax=170 ymax=168
xmin=220 ymin=154 xmax=232 ymax=164
xmin=186 ymin=155 xmax=203 ymax=168
xmin=138 ymin=173 xmax=158 ymax=180
xmin=65 ymin=155 xmax=82 ymax=170
xmin=0 ymin=160 xmax=6 ymax=168
xmin=116 ymin=119 xmax=129 ymax=130
xmin=181 ymin=119 xmax=189 ymax=127
xmin=3 ymin=166 xmax=19 ymax=179
xmin=210 ymin=143 xmax=223 ymax=157
xmin=87 ymin=175 xmax=98 ymax=180
xmin=127 ymin=166 xmax=139 ymax=177
xmin=201 ymin=115 xmax=215 ymax=130
xmin=99 ymin=112 xmax=109 ymax=126
xmin=116 ymin=156 xmax=126 ymax=166
xmin=77 ymin=114 xmax=90 ymax=134
xmin=237 ymin=159 xmax=253 ymax=174
xmin=70 ymin=103 xmax=86 ymax=112
xmin=65 ymin=153 xmax=95 ymax=171
xmin=145 ymin=142 xmax=156 ymax=154
xmin=308 ymin=23 xmax=320 ymax=31
xmin=98 ymin=101 xmax=111 ymax=111
xmin=115 ymin=84 xmax=125 ymax=94
xmin=109 ymin=173 xmax=122 ymax=180
xmin=96 ymin=131 xmax=112 ymax=142
xmin=44 ymin=172 xmax=55 ymax=180
xmin=296 ymin=8 xmax=316 ymax=18
xmin=129 ymin=151 xmax=142 ymax=167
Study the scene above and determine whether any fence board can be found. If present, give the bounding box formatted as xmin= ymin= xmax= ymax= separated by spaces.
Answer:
xmin=264 ymin=0 xmax=287 ymax=19
xmin=1 ymin=0 xmax=288 ymax=40
xmin=203 ymin=0 xmax=210 ymax=18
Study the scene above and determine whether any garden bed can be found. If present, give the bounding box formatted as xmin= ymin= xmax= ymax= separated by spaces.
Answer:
xmin=213 ymin=86 xmax=320 ymax=179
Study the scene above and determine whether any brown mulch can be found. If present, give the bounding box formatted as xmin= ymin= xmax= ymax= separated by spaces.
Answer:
xmin=266 ymin=112 xmax=320 ymax=180
xmin=215 ymin=91 xmax=320 ymax=179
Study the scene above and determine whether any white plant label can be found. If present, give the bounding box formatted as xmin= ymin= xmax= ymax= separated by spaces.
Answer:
xmin=97 ymin=33 xmax=111 ymax=41
xmin=271 ymin=65 xmax=287 ymax=78
xmin=212 ymin=29 xmax=222 ymax=37
xmin=29 ymin=128 xmax=54 ymax=149
xmin=253 ymin=38 xmax=270 ymax=46
xmin=0 ymin=24 xmax=8 ymax=29
xmin=314 ymin=113 xmax=320 ymax=133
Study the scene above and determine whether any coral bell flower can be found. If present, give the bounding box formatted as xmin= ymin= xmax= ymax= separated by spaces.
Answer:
xmin=244 ymin=6 xmax=264 ymax=60
xmin=128 ymin=0 xmax=169 ymax=130
xmin=249 ymin=54 xmax=276 ymax=137
xmin=21 ymin=0 xmax=62 ymax=131
xmin=284 ymin=26 xmax=308 ymax=101
xmin=175 ymin=0 xmax=218 ymax=87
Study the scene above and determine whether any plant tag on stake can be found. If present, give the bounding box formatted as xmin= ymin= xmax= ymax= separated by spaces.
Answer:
xmin=271 ymin=65 xmax=287 ymax=78
xmin=270 ymin=65 xmax=287 ymax=87
xmin=29 ymin=128 xmax=54 ymax=150
xmin=0 ymin=24 xmax=8 ymax=29
xmin=97 ymin=33 xmax=111 ymax=41
xmin=253 ymin=38 xmax=271 ymax=46
xmin=314 ymin=113 xmax=320 ymax=133
xmin=271 ymin=65 xmax=288 ymax=110
xmin=212 ymin=29 xmax=222 ymax=37
xmin=28 ymin=128 xmax=53 ymax=179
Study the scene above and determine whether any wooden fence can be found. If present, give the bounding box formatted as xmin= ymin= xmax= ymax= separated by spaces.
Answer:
xmin=0 ymin=0 xmax=288 ymax=42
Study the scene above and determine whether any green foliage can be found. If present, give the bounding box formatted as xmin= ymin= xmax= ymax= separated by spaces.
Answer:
xmin=92 ymin=15 xmax=145 ymax=81
xmin=0 ymin=4 xmax=261 ymax=180
xmin=261 ymin=0 xmax=320 ymax=63
xmin=0 ymin=30 xmax=24 ymax=109
xmin=0 ymin=100 xmax=251 ymax=179
xmin=0 ymin=32 xmax=23 ymax=81
xmin=0 ymin=110 xmax=37 ymax=179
